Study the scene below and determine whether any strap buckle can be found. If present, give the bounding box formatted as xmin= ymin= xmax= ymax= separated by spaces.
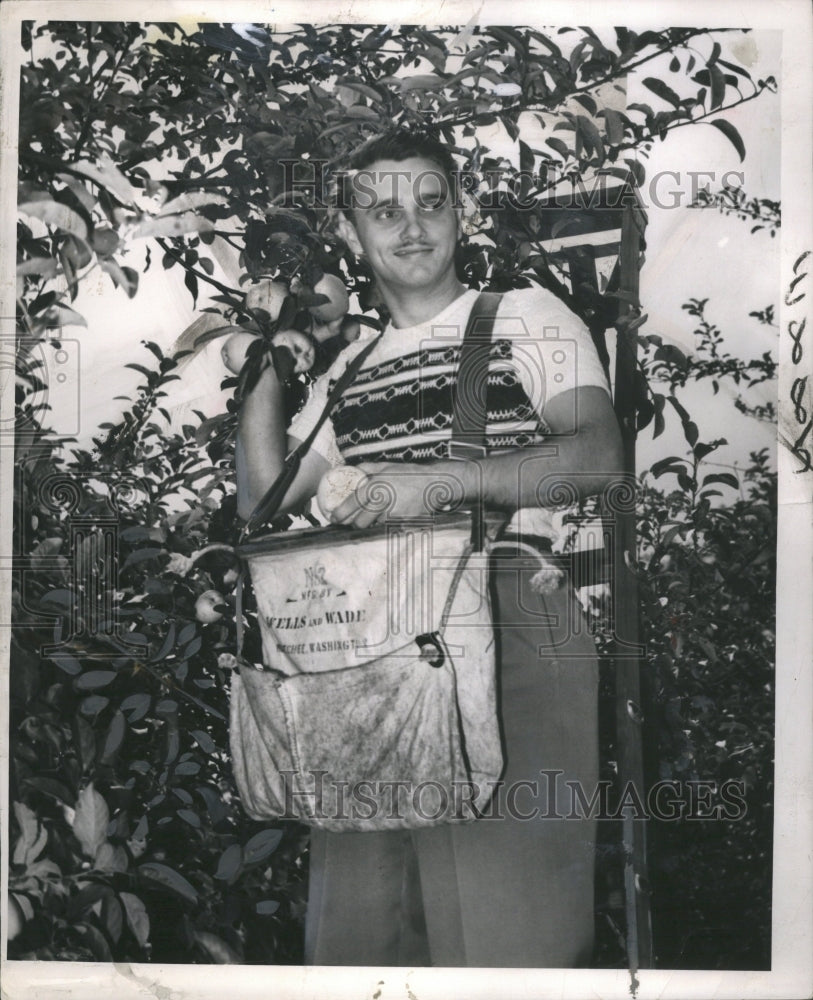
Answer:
xmin=447 ymin=439 xmax=488 ymax=461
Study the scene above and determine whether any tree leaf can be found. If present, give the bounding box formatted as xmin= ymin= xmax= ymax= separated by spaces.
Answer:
xmin=99 ymin=258 xmax=138 ymax=297
xmin=677 ymin=470 xmax=695 ymax=492
xmin=151 ymin=621 xmax=177 ymax=663
xmin=75 ymin=670 xmax=117 ymax=691
xmin=184 ymin=268 xmax=199 ymax=306
xmin=73 ymin=784 xmax=110 ymax=858
xmin=334 ymin=79 xmax=383 ymax=104
xmin=624 ymin=158 xmax=646 ymax=186
xmin=51 ymin=653 xmax=82 ymax=675
xmin=717 ymin=57 xmax=755 ymax=82
xmin=12 ymin=802 xmax=45 ymax=866
xmin=601 ymin=107 xmax=626 ymax=146
xmin=19 ymin=200 xmax=88 ymax=239
xmin=40 ymin=589 xmax=75 ymax=609
xmin=384 ymin=74 xmax=446 ymax=91
xmin=156 ymin=192 xmax=230 ymax=217
xmin=130 ymin=214 xmax=214 ymax=240
xmin=17 ymin=256 xmax=58 ymax=278
xmin=215 ymin=843 xmax=243 ymax=881
xmin=177 ymin=622 xmax=197 ymax=645
xmin=575 ymin=115 xmax=604 ymax=163
xmin=80 ymin=695 xmax=110 ymax=716
xmin=197 ymin=785 xmax=228 ymax=826
xmin=96 ymin=842 xmax=129 ymax=872
xmin=545 ymin=136 xmax=572 ymax=160
xmin=72 ymin=156 xmax=138 ymax=205
xmin=709 ymin=119 xmax=746 ymax=162
xmin=138 ymin=861 xmax=198 ymax=903
xmin=192 ymin=929 xmax=242 ymax=964
xmin=68 ymin=883 xmax=109 ymax=921
xmin=121 ymin=266 xmax=139 ymax=298
xmin=76 ymin=921 xmax=113 ymax=962
xmin=74 ymin=715 xmax=96 ymax=771
xmin=101 ymin=709 xmax=126 ymax=762
xmin=650 ymin=456 xmax=687 ymax=479
xmin=191 ymin=729 xmax=216 ymax=753
xmin=101 ymin=893 xmax=124 ymax=944
xmin=518 ymin=139 xmax=534 ymax=174
xmin=182 ymin=635 xmax=202 ymax=658
xmin=243 ymin=827 xmax=283 ymax=865
xmin=122 ymin=546 xmax=164 ymax=570
xmin=52 ymin=302 xmax=88 ymax=327
xmin=693 ymin=441 xmax=718 ymax=461
xmin=642 ymin=77 xmax=681 ymax=108
xmin=702 ymin=472 xmax=739 ymax=490
xmin=709 ymin=64 xmax=726 ymax=109
xmin=120 ymin=892 xmax=150 ymax=947
xmin=121 ymin=692 xmax=151 ymax=722
xmin=661 ymin=524 xmax=685 ymax=548
xmin=256 ymin=900 xmax=280 ymax=916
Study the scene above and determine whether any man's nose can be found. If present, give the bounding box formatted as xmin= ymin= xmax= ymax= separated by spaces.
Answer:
xmin=400 ymin=209 xmax=426 ymax=241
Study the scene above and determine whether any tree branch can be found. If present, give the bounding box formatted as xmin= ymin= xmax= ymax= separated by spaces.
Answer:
xmin=155 ymin=238 xmax=241 ymax=301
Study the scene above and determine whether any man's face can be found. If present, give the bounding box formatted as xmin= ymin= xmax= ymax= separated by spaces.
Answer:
xmin=340 ymin=156 xmax=461 ymax=294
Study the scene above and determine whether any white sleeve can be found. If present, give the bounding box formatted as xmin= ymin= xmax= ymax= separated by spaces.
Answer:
xmin=286 ymin=339 xmax=374 ymax=467
xmin=496 ymin=286 xmax=611 ymax=422
xmin=287 ymin=374 xmax=344 ymax=467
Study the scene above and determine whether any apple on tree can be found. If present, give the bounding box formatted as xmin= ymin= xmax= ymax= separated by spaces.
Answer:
xmin=308 ymin=272 xmax=349 ymax=324
xmin=244 ymin=278 xmax=288 ymax=321
xmin=221 ymin=329 xmax=315 ymax=375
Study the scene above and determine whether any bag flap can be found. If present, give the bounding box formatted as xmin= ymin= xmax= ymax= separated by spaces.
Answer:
xmin=247 ymin=519 xmax=492 ymax=674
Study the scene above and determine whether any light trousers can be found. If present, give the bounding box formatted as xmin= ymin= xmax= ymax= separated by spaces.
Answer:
xmin=305 ymin=550 xmax=599 ymax=967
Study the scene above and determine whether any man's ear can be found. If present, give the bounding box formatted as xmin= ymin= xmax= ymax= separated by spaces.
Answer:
xmin=336 ymin=211 xmax=364 ymax=256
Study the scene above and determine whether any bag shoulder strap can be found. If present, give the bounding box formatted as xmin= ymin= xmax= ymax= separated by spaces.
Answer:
xmin=448 ymin=290 xmax=503 ymax=550
xmin=448 ymin=290 xmax=503 ymax=459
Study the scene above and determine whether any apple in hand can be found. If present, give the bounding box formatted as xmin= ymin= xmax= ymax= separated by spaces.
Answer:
xmin=316 ymin=465 xmax=369 ymax=520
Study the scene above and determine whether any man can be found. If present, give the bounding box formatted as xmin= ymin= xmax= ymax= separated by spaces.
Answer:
xmin=236 ymin=130 xmax=623 ymax=967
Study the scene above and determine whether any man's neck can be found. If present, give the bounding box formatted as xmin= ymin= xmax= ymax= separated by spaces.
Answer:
xmin=379 ymin=274 xmax=468 ymax=329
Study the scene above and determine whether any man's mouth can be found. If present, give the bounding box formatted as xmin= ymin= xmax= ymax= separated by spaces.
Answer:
xmin=394 ymin=244 xmax=433 ymax=256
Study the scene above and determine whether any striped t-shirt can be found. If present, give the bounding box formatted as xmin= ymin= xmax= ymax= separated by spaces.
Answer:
xmin=290 ymin=285 xmax=610 ymax=471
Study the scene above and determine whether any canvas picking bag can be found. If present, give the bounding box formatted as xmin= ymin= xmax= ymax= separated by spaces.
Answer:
xmin=230 ymin=293 xmax=507 ymax=832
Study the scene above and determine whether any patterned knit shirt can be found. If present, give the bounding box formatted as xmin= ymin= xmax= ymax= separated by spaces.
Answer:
xmin=290 ymin=286 xmax=610 ymax=470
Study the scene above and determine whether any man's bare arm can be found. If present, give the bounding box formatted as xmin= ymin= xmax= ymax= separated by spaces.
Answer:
xmin=459 ymin=386 xmax=623 ymax=509
xmin=235 ymin=366 xmax=328 ymax=521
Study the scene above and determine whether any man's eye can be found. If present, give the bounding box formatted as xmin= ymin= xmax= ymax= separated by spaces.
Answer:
xmin=376 ymin=208 xmax=400 ymax=220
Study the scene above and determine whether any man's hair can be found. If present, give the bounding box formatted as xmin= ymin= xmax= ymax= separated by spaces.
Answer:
xmin=336 ymin=129 xmax=460 ymax=216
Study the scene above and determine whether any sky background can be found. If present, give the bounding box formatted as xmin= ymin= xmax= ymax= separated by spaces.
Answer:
xmin=35 ymin=27 xmax=782 ymax=486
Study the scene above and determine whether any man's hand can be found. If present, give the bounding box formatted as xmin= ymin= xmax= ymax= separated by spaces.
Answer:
xmin=329 ymin=461 xmax=468 ymax=528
